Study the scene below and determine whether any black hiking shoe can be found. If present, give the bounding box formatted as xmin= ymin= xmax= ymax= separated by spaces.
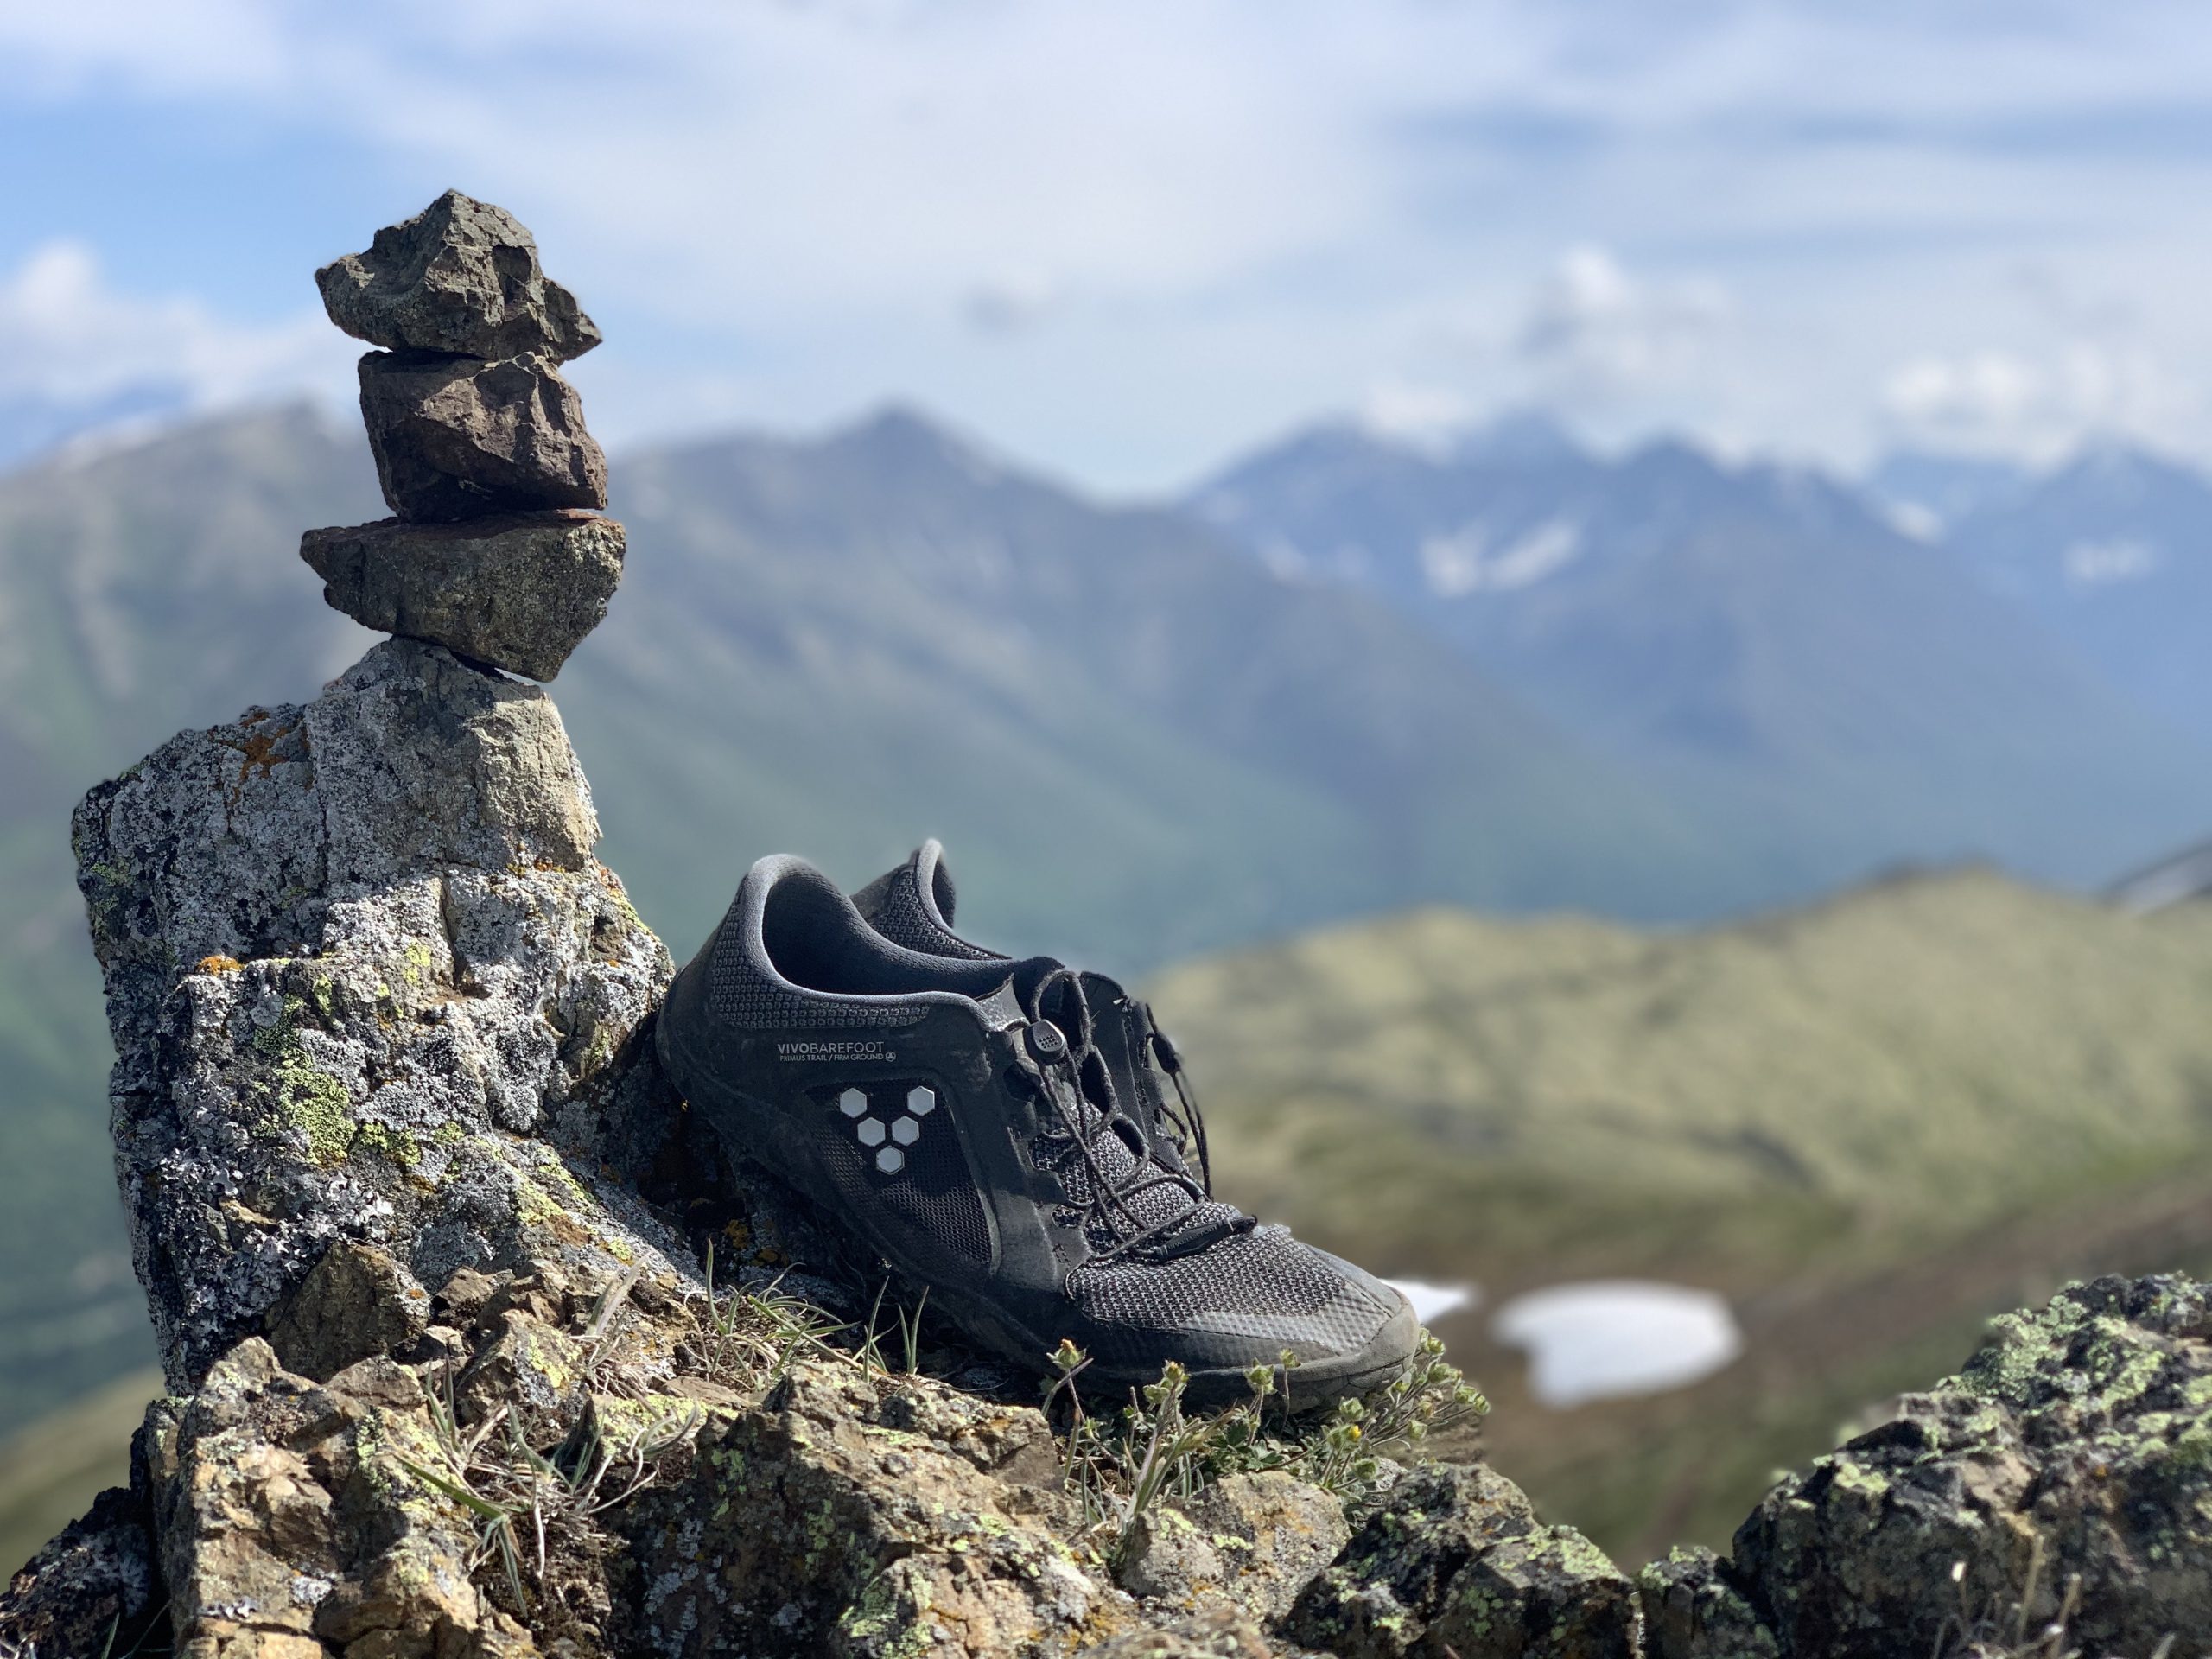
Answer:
xmin=853 ymin=841 xmax=1214 ymax=1190
xmin=658 ymin=855 xmax=1417 ymax=1408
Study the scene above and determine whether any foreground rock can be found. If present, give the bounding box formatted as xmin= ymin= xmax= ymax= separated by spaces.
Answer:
xmin=318 ymin=189 xmax=601 ymax=365
xmin=300 ymin=513 xmax=624 ymax=680
xmin=1732 ymin=1273 xmax=2212 ymax=1658
xmin=0 ymin=1488 xmax=162 ymax=1658
xmin=359 ymin=350 xmax=607 ymax=521
xmin=1284 ymin=1465 xmax=1638 ymax=1658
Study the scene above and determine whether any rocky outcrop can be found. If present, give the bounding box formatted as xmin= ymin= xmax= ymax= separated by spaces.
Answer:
xmin=1283 ymin=1465 xmax=1639 ymax=1659
xmin=71 ymin=638 xmax=665 ymax=1390
xmin=1731 ymin=1273 xmax=2212 ymax=1659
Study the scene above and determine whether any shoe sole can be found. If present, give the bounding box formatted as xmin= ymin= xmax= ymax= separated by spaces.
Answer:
xmin=656 ymin=999 xmax=1421 ymax=1414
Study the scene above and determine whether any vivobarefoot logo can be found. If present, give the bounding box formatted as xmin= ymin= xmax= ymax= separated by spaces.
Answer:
xmin=776 ymin=1039 xmax=895 ymax=1063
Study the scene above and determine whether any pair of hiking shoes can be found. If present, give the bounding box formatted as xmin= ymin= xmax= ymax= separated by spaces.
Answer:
xmin=656 ymin=842 xmax=1418 ymax=1409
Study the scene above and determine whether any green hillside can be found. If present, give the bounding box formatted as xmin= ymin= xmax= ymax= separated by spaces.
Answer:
xmin=1151 ymin=866 xmax=2212 ymax=1283
xmin=1147 ymin=868 xmax=2212 ymax=1554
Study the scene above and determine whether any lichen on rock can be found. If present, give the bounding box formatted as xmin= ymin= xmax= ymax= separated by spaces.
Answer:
xmin=1282 ymin=1464 xmax=1638 ymax=1658
xmin=1731 ymin=1272 xmax=2212 ymax=1659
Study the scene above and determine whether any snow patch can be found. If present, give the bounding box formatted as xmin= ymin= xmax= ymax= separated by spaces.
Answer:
xmin=1382 ymin=1279 xmax=1480 ymax=1324
xmin=2063 ymin=538 xmax=2158 ymax=588
xmin=1492 ymin=1280 xmax=1742 ymax=1408
xmin=1419 ymin=518 xmax=1582 ymax=596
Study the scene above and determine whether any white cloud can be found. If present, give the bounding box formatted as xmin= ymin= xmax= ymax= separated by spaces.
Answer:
xmin=1358 ymin=378 xmax=1476 ymax=448
xmin=0 ymin=239 xmax=351 ymax=413
xmin=1516 ymin=245 xmax=1731 ymax=405
xmin=1880 ymin=341 xmax=2197 ymax=460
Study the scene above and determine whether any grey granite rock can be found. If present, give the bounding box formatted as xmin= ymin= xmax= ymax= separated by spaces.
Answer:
xmin=300 ymin=510 xmax=624 ymax=680
xmin=317 ymin=189 xmax=601 ymax=364
xmin=72 ymin=639 xmax=670 ymax=1390
xmin=359 ymin=349 xmax=607 ymax=522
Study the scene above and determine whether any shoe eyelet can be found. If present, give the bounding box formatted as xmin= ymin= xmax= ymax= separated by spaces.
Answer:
xmin=1026 ymin=1020 xmax=1068 ymax=1064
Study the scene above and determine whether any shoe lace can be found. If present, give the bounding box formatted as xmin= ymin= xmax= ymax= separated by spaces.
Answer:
xmin=1022 ymin=967 xmax=1247 ymax=1264
xmin=1137 ymin=1000 xmax=1212 ymax=1196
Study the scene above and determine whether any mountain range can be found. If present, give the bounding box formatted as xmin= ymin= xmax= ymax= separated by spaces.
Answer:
xmin=1193 ymin=418 xmax=2212 ymax=900
xmin=8 ymin=400 xmax=2212 ymax=1433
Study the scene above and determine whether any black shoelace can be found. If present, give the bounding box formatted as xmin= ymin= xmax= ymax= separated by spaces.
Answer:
xmin=1022 ymin=968 xmax=1248 ymax=1265
xmin=1137 ymin=1001 xmax=1212 ymax=1196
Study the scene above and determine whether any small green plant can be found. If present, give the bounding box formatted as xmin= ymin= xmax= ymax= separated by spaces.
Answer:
xmin=680 ymin=1243 xmax=857 ymax=1390
xmin=399 ymin=1369 xmax=698 ymax=1612
xmin=897 ymin=1287 xmax=931 ymax=1375
xmin=1039 ymin=1329 xmax=1487 ymax=1567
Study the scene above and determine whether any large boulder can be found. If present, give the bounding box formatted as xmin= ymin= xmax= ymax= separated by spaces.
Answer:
xmin=72 ymin=637 xmax=668 ymax=1389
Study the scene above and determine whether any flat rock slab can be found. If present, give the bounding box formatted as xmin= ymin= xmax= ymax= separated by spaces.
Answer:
xmin=316 ymin=188 xmax=601 ymax=364
xmin=301 ymin=510 xmax=624 ymax=680
xmin=360 ymin=349 xmax=607 ymax=522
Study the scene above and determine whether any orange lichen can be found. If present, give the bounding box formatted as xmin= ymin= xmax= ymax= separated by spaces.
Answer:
xmin=197 ymin=956 xmax=245 ymax=976
xmin=232 ymin=719 xmax=297 ymax=783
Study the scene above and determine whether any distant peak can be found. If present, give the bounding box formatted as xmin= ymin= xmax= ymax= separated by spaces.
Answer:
xmin=1458 ymin=409 xmax=1583 ymax=465
xmin=826 ymin=403 xmax=1024 ymax=490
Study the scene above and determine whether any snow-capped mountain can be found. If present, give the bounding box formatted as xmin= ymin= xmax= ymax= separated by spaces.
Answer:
xmin=1926 ymin=443 xmax=2212 ymax=743
xmin=1192 ymin=419 xmax=2212 ymax=897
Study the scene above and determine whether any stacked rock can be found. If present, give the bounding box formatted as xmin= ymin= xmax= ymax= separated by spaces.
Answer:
xmin=301 ymin=189 xmax=624 ymax=681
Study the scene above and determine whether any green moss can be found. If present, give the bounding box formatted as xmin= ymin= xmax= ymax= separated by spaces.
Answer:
xmin=356 ymin=1122 xmax=420 ymax=1166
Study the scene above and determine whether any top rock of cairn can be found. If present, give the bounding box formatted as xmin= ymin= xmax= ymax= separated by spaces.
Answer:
xmin=316 ymin=188 xmax=602 ymax=363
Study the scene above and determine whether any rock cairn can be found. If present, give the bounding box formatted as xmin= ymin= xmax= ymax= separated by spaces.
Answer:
xmin=302 ymin=190 xmax=623 ymax=681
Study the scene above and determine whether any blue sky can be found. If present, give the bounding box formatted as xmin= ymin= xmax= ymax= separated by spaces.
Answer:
xmin=5 ymin=0 xmax=2212 ymax=490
